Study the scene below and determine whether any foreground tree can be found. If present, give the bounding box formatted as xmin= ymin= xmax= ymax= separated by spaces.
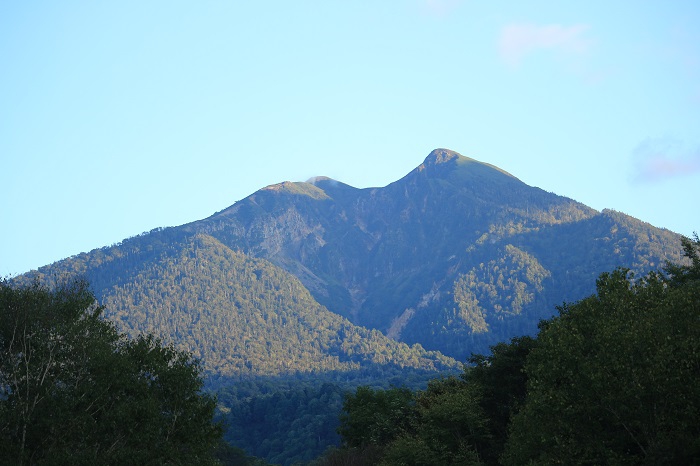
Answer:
xmin=665 ymin=232 xmax=700 ymax=286
xmin=337 ymin=385 xmax=416 ymax=449
xmin=502 ymin=264 xmax=700 ymax=464
xmin=0 ymin=278 xmax=222 ymax=465
xmin=326 ymin=235 xmax=700 ymax=465
xmin=465 ymin=336 xmax=537 ymax=464
xmin=381 ymin=377 xmax=487 ymax=465
xmin=328 ymin=336 xmax=537 ymax=465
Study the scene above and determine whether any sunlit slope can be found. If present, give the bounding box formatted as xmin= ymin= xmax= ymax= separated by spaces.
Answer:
xmin=22 ymin=232 xmax=458 ymax=381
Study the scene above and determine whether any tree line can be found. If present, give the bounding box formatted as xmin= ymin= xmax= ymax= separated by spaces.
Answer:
xmin=3 ymin=232 xmax=696 ymax=464
xmin=319 ymin=234 xmax=700 ymax=465
xmin=0 ymin=278 xmax=225 ymax=465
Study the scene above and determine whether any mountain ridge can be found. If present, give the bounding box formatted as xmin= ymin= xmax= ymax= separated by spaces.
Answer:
xmin=19 ymin=148 xmax=684 ymax=367
xmin=14 ymin=148 xmax=685 ymax=465
xmin=184 ymin=148 xmax=681 ymax=358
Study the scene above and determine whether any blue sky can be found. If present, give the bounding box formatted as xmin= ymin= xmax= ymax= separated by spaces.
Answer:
xmin=1 ymin=1 xmax=699 ymax=276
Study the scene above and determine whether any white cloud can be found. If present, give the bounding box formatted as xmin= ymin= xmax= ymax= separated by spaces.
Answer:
xmin=632 ymin=138 xmax=700 ymax=183
xmin=499 ymin=23 xmax=591 ymax=68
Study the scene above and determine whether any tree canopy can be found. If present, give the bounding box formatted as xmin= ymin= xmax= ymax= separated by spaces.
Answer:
xmin=326 ymin=234 xmax=700 ymax=465
xmin=0 ymin=278 xmax=222 ymax=465
xmin=502 ymin=237 xmax=700 ymax=464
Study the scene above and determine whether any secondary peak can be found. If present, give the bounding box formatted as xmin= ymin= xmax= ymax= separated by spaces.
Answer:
xmin=423 ymin=148 xmax=462 ymax=166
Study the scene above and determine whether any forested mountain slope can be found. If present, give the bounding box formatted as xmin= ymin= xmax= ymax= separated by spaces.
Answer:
xmin=22 ymin=148 xmax=683 ymax=365
xmin=17 ymin=148 xmax=685 ymax=465
xmin=22 ymin=233 xmax=458 ymax=385
xmin=185 ymin=148 xmax=684 ymax=359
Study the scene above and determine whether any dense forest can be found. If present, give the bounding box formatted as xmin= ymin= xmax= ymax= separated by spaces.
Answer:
xmin=314 ymin=234 xmax=700 ymax=465
xmin=5 ymin=235 xmax=696 ymax=464
xmin=0 ymin=279 xmax=223 ymax=465
xmin=7 ymin=150 xmax=693 ymax=464
xmin=215 ymin=368 xmax=447 ymax=465
xmin=19 ymin=233 xmax=459 ymax=389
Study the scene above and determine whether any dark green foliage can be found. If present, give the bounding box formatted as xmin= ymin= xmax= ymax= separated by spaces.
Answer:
xmin=664 ymin=232 xmax=700 ymax=286
xmin=465 ymin=336 xmax=536 ymax=464
xmin=310 ymin=445 xmax=384 ymax=466
xmin=361 ymin=339 xmax=534 ymax=465
xmin=215 ymin=369 xmax=446 ymax=466
xmin=213 ymin=441 xmax=270 ymax=466
xmin=338 ymin=386 xmax=417 ymax=448
xmin=381 ymin=377 xmax=488 ymax=465
xmin=333 ymin=377 xmax=489 ymax=465
xmin=502 ymin=266 xmax=700 ymax=464
xmin=332 ymin=241 xmax=699 ymax=465
xmin=220 ymin=382 xmax=344 ymax=465
xmin=0 ymin=279 xmax=222 ymax=465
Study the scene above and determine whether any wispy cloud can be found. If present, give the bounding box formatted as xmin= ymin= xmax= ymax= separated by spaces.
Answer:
xmin=632 ymin=138 xmax=700 ymax=183
xmin=499 ymin=23 xmax=591 ymax=68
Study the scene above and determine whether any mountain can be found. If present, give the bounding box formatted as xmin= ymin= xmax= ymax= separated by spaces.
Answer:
xmin=21 ymin=148 xmax=684 ymax=369
xmin=182 ymin=148 xmax=684 ymax=358
xmin=21 ymin=232 xmax=458 ymax=387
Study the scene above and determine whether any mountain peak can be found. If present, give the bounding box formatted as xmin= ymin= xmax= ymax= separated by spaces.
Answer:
xmin=423 ymin=148 xmax=463 ymax=166
xmin=417 ymin=148 xmax=519 ymax=182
